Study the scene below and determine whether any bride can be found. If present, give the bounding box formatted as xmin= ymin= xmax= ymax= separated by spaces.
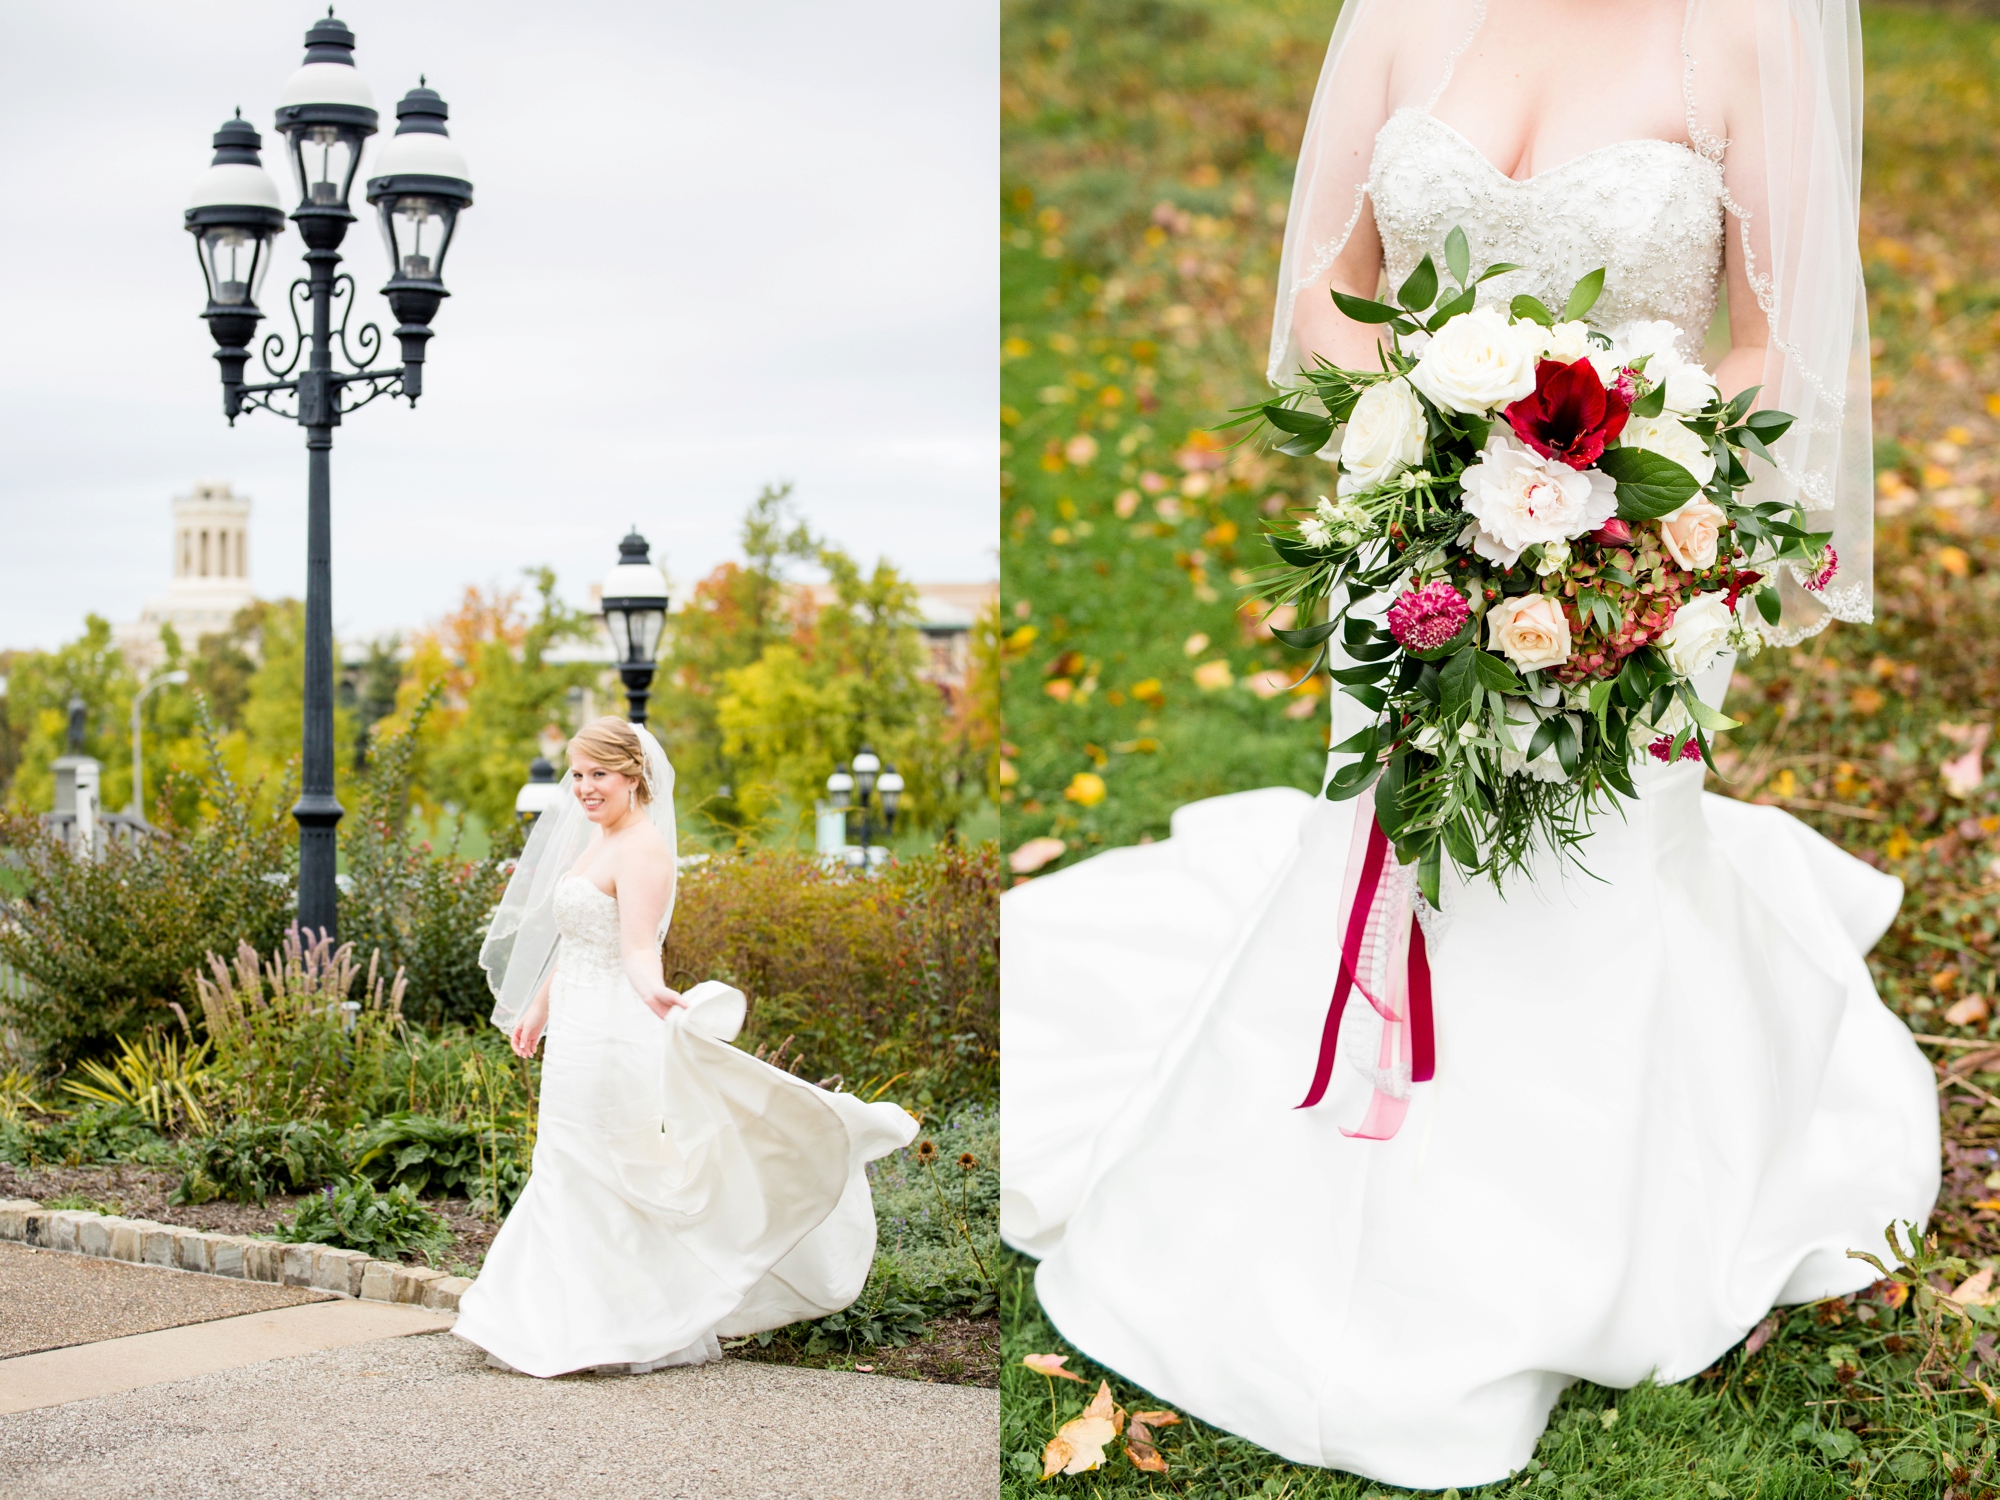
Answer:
xmin=1001 ymin=0 xmax=1939 ymax=1487
xmin=453 ymin=716 xmax=917 ymax=1377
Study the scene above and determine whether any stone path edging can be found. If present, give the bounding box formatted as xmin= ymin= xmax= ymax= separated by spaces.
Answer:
xmin=0 ymin=1199 xmax=471 ymax=1313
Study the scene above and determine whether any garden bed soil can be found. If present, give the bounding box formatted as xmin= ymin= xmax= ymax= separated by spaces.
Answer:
xmin=730 ymin=1315 xmax=1001 ymax=1388
xmin=0 ymin=1162 xmax=499 ymax=1274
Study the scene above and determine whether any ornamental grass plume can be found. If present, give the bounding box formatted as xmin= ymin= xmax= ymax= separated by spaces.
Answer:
xmin=1386 ymin=580 xmax=1472 ymax=651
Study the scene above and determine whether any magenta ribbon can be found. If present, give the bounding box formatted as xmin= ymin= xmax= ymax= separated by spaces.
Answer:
xmin=1296 ymin=812 xmax=1436 ymax=1139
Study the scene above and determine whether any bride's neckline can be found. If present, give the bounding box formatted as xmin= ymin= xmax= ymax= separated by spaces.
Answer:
xmin=1393 ymin=107 xmax=1715 ymax=186
xmin=562 ymin=872 xmax=616 ymax=903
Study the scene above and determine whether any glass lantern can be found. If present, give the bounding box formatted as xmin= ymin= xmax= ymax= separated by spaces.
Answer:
xmin=272 ymin=15 xmax=378 ymax=235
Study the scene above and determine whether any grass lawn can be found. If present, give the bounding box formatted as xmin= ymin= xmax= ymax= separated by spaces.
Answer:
xmin=1000 ymin=0 xmax=2000 ymax=1492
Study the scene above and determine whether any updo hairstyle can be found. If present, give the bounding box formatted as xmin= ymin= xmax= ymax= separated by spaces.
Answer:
xmin=567 ymin=717 xmax=652 ymax=804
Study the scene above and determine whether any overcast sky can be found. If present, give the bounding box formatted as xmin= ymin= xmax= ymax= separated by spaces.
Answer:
xmin=0 ymin=1 xmax=996 ymax=652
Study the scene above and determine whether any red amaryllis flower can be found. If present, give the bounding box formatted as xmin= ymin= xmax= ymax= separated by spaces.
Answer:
xmin=1503 ymin=358 xmax=1631 ymax=468
xmin=1386 ymin=580 xmax=1471 ymax=651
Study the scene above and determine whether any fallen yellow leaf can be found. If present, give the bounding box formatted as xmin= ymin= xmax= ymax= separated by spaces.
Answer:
xmin=1126 ymin=1438 xmax=1168 ymax=1473
xmin=1183 ymin=632 xmax=1210 ymax=657
xmin=1938 ymin=545 xmax=1971 ymax=578
xmin=1193 ymin=659 xmax=1234 ymax=691
xmin=1064 ymin=772 xmax=1108 ymax=807
xmin=1021 ymin=1353 xmax=1087 ymax=1382
xmin=1051 ymin=1381 xmax=1121 ymax=1474
xmin=1951 ymin=1267 xmax=1997 ymax=1306
xmin=1131 ymin=1410 xmax=1182 ymax=1426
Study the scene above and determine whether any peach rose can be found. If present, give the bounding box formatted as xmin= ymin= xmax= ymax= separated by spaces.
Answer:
xmin=1485 ymin=594 xmax=1573 ymax=673
xmin=1660 ymin=498 xmax=1726 ymax=570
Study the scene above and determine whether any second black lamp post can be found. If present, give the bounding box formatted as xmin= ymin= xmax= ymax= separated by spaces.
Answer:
xmin=826 ymin=746 xmax=904 ymax=868
xmin=600 ymin=530 xmax=672 ymax=725
xmin=184 ymin=13 xmax=474 ymax=940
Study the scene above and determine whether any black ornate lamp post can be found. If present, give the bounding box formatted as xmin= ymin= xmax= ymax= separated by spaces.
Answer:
xmin=185 ymin=13 xmax=474 ymax=940
xmin=876 ymin=764 xmax=905 ymax=841
xmin=823 ymin=750 xmax=900 ymax=869
xmin=514 ymin=756 xmax=564 ymax=821
xmin=600 ymin=530 xmax=671 ymax=724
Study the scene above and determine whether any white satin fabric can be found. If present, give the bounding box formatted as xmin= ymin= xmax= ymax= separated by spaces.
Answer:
xmin=1003 ymin=648 xmax=1939 ymax=1486
xmin=455 ymin=876 xmax=918 ymax=1378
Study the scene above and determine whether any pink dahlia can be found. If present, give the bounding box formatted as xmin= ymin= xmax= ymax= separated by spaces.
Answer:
xmin=1647 ymin=734 xmax=1703 ymax=763
xmin=1805 ymin=546 xmax=1839 ymax=593
xmin=1386 ymin=580 xmax=1471 ymax=652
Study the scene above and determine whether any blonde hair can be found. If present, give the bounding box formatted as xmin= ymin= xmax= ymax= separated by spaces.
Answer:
xmin=568 ymin=717 xmax=652 ymax=804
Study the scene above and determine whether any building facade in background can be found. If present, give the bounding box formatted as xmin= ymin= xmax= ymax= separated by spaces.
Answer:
xmin=115 ymin=481 xmax=257 ymax=675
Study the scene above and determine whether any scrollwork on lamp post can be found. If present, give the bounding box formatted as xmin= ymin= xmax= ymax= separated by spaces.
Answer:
xmin=183 ymin=13 xmax=474 ymax=940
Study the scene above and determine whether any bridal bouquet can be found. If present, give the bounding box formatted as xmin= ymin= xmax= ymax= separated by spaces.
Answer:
xmin=1238 ymin=228 xmax=1832 ymax=902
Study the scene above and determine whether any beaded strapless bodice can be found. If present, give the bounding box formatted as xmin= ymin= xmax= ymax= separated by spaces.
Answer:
xmin=554 ymin=875 xmax=624 ymax=984
xmin=1370 ymin=108 xmax=1725 ymax=358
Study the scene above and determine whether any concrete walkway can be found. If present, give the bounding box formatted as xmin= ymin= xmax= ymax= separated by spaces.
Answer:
xmin=0 ymin=1254 xmax=997 ymax=1498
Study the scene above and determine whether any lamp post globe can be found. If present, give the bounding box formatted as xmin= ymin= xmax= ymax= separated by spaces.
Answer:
xmin=851 ymin=746 xmax=881 ymax=801
xmin=515 ymin=755 xmax=564 ymax=819
xmin=826 ymin=764 xmax=854 ymax=809
xmin=601 ymin=529 xmax=671 ymax=725
xmin=185 ymin=114 xmax=287 ymax=418
xmin=875 ymin=766 xmax=904 ymax=834
xmin=273 ymin=12 xmax=378 ymax=245
xmin=364 ymin=81 xmax=473 ymax=401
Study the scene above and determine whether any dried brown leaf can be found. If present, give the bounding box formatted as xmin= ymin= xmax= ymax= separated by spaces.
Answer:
xmin=1021 ymin=1353 xmax=1087 ymax=1382
xmin=1040 ymin=1436 xmax=1074 ymax=1480
xmin=1126 ymin=1438 xmax=1169 ymax=1473
xmin=1131 ymin=1409 xmax=1182 ymax=1427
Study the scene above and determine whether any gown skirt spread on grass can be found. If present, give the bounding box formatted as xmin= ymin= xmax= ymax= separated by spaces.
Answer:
xmin=998 ymin=106 xmax=1941 ymax=1490
xmin=453 ymin=876 xmax=918 ymax=1378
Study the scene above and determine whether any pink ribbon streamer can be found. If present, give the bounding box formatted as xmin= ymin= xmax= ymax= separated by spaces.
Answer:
xmin=1296 ymin=811 xmax=1436 ymax=1139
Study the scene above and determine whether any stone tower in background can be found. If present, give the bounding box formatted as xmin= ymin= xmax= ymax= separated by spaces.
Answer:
xmin=115 ymin=481 xmax=258 ymax=674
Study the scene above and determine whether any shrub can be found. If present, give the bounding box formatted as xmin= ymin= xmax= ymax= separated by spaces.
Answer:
xmin=195 ymin=929 xmax=405 ymax=1127
xmin=274 ymin=1177 xmax=454 ymax=1262
xmin=172 ymin=1119 xmax=348 ymax=1206
xmin=379 ymin=1024 xmax=538 ymax=1125
xmin=339 ymin=689 xmax=515 ymax=1030
xmin=0 ymin=705 xmax=297 ymax=1070
xmin=0 ymin=1102 xmax=175 ymax=1170
xmin=61 ymin=1030 xmax=217 ymax=1135
xmin=662 ymin=841 xmax=1001 ymax=1104
xmin=351 ymin=1112 xmax=527 ymax=1213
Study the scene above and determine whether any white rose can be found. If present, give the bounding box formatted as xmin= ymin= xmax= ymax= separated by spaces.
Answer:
xmin=1532 ymin=538 xmax=1571 ymax=577
xmin=1534 ymin=320 xmax=1593 ymax=364
xmin=1409 ymin=307 xmax=1539 ymax=415
xmin=1485 ymin=593 xmax=1573 ymax=673
xmin=1612 ymin=319 xmax=1720 ymax=415
xmin=1621 ymin=413 xmax=1717 ymax=487
xmin=1456 ymin=434 xmax=1618 ymax=567
xmin=1658 ymin=590 xmax=1733 ymax=675
xmin=1338 ymin=377 xmax=1428 ymax=491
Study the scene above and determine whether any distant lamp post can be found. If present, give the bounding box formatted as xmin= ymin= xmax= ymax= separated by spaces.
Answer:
xmin=129 ymin=670 xmax=190 ymax=819
xmin=186 ymin=11 xmax=475 ymax=943
xmin=515 ymin=755 xmax=564 ymax=820
xmin=600 ymin=529 xmax=670 ymax=724
xmin=826 ymin=745 xmax=895 ymax=870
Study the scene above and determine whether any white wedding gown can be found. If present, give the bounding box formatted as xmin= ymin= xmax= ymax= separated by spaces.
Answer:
xmin=454 ymin=875 xmax=918 ymax=1377
xmin=1001 ymin=108 xmax=1940 ymax=1489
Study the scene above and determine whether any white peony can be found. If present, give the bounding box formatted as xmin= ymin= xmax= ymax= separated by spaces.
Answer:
xmin=1338 ymin=377 xmax=1427 ymax=491
xmin=1495 ymin=702 xmax=1570 ymax=782
xmin=1658 ymin=590 xmax=1734 ymax=675
xmin=1409 ymin=307 xmax=1539 ymax=415
xmin=1621 ymin=413 xmax=1717 ymax=487
xmin=1612 ymin=319 xmax=1721 ymax=415
xmin=1455 ymin=434 xmax=1618 ymax=568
